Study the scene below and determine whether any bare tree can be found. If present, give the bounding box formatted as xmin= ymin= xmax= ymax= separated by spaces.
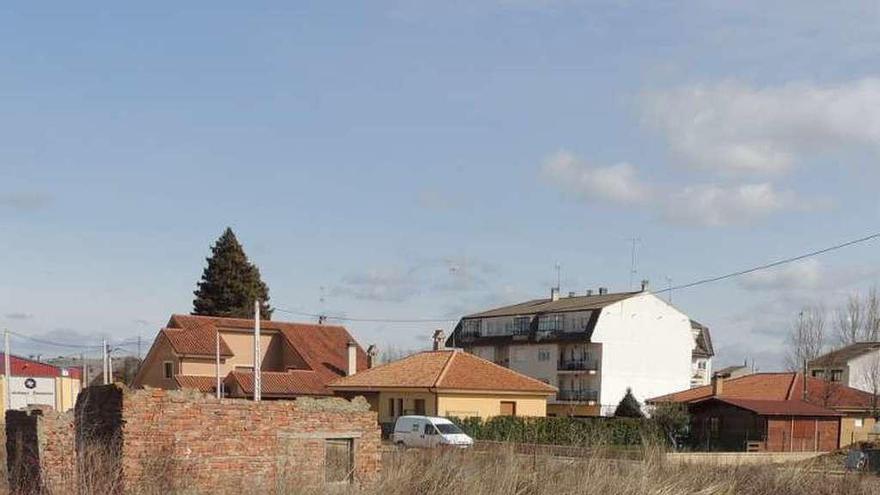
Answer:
xmin=835 ymin=286 xmax=880 ymax=345
xmin=785 ymin=306 xmax=826 ymax=372
xmin=856 ymin=353 xmax=880 ymax=418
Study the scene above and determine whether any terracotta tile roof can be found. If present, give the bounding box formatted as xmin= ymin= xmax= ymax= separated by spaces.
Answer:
xmin=647 ymin=372 xmax=876 ymax=411
xmin=809 ymin=342 xmax=880 ymax=367
xmin=167 ymin=314 xmax=368 ymax=385
xmin=175 ymin=375 xmax=217 ymax=393
xmin=224 ymin=370 xmax=331 ymax=397
xmin=697 ymin=397 xmax=841 ymax=417
xmin=161 ymin=327 xmax=234 ymax=357
xmin=329 ymin=349 xmax=558 ymax=394
xmin=0 ymin=353 xmax=82 ymax=379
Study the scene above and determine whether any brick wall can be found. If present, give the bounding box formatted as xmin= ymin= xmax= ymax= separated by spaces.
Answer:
xmin=75 ymin=385 xmax=381 ymax=494
xmin=5 ymin=407 xmax=75 ymax=494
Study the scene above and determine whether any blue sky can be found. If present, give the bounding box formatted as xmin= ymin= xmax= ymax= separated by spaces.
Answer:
xmin=2 ymin=1 xmax=880 ymax=368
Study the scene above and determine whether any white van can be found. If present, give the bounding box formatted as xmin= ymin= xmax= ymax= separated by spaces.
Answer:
xmin=392 ymin=416 xmax=474 ymax=448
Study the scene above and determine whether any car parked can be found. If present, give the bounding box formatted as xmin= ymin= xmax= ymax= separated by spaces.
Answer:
xmin=392 ymin=415 xmax=474 ymax=448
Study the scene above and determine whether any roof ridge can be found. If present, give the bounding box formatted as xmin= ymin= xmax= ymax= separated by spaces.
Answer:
xmin=433 ymin=350 xmax=457 ymax=388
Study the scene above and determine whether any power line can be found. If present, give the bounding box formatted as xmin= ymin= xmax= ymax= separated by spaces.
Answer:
xmin=273 ymin=307 xmax=457 ymax=324
xmin=656 ymin=231 xmax=880 ymax=294
xmin=8 ymin=331 xmax=104 ymax=350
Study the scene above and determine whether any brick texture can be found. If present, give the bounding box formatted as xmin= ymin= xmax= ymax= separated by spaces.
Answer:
xmin=5 ymin=407 xmax=75 ymax=494
xmin=7 ymin=385 xmax=381 ymax=494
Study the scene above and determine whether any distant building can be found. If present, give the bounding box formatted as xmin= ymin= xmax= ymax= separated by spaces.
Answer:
xmin=713 ymin=362 xmax=753 ymax=380
xmin=446 ymin=287 xmax=711 ymax=416
xmin=131 ymin=314 xmax=369 ymax=398
xmin=329 ymin=343 xmax=557 ymax=423
xmin=0 ymin=354 xmax=82 ymax=412
xmin=649 ymin=372 xmax=877 ymax=449
xmin=807 ymin=342 xmax=880 ymax=393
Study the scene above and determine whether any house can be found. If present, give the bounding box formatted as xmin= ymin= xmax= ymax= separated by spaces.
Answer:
xmin=0 ymin=354 xmax=82 ymax=412
xmin=808 ymin=342 xmax=880 ymax=393
xmin=328 ymin=335 xmax=557 ymax=423
xmin=649 ymin=372 xmax=878 ymax=449
xmin=131 ymin=314 xmax=370 ymax=398
xmin=713 ymin=362 xmax=753 ymax=380
xmin=445 ymin=287 xmax=710 ymax=416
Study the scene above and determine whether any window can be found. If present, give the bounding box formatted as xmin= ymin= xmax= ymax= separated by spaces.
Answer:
xmin=163 ymin=361 xmax=173 ymax=379
xmin=424 ymin=424 xmax=437 ymax=435
xmin=854 ymin=418 xmax=865 ymax=428
xmin=397 ymin=398 xmax=404 ymax=416
xmin=512 ymin=316 xmax=530 ymax=335
xmin=463 ymin=319 xmax=482 ymax=336
xmin=538 ymin=315 xmax=563 ymax=332
xmin=697 ymin=361 xmax=706 ymax=370
xmin=830 ymin=369 xmax=844 ymax=382
xmin=500 ymin=401 xmax=517 ymax=416
xmin=414 ymin=399 xmax=426 ymax=415
xmin=709 ymin=417 xmax=721 ymax=439
xmin=811 ymin=369 xmax=825 ymax=378
xmin=324 ymin=439 xmax=353 ymax=483
xmin=538 ymin=350 xmax=550 ymax=362
xmin=388 ymin=398 xmax=396 ymax=418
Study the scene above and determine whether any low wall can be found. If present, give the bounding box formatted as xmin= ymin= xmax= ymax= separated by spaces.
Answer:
xmin=8 ymin=385 xmax=381 ymax=494
xmin=666 ymin=451 xmax=823 ymax=465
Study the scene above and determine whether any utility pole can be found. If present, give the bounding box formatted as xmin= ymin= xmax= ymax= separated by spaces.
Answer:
xmin=4 ymin=330 xmax=11 ymax=411
xmin=215 ymin=329 xmax=221 ymax=400
xmin=81 ymin=353 xmax=86 ymax=391
xmin=107 ymin=341 xmax=113 ymax=385
xmin=102 ymin=338 xmax=108 ymax=385
xmin=253 ymin=300 xmax=261 ymax=402
xmin=137 ymin=335 xmax=142 ymax=361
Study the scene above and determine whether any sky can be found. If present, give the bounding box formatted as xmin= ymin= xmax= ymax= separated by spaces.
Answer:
xmin=2 ymin=1 xmax=880 ymax=368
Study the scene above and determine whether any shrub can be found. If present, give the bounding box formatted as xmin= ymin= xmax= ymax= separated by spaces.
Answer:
xmin=448 ymin=415 xmax=663 ymax=447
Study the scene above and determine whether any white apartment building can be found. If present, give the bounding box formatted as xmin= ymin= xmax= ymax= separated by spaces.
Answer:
xmin=447 ymin=287 xmax=714 ymax=416
xmin=807 ymin=343 xmax=880 ymax=393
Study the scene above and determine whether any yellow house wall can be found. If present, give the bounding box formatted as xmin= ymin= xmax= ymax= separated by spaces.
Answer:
xmin=375 ymin=391 xmax=437 ymax=423
xmin=133 ymin=336 xmax=180 ymax=389
xmin=840 ymin=416 xmax=877 ymax=448
xmin=437 ymin=393 xmax=548 ymax=419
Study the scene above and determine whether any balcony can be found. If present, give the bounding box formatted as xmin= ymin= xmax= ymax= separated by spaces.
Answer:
xmin=556 ymin=390 xmax=599 ymax=403
xmin=557 ymin=359 xmax=599 ymax=372
xmin=459 ymin=330 xmax=480 ymax=341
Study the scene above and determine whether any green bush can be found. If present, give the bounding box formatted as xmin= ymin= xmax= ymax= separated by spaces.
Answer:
xmin=448 ymin=415 xmax=663 ymax=447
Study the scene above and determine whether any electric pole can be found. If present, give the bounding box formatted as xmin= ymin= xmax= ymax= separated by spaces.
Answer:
xmin=253 ymin=300 xmax=261 ymax=402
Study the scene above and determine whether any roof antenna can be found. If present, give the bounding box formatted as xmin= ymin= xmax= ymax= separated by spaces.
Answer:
xmin=555 ymin=262 xmax=561 ymax=292
xmin=627 ymin=237 xmax=641 ymax=289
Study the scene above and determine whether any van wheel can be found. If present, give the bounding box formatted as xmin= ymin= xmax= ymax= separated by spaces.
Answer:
xmin=395 ymin=441 xmax=406 ymax=450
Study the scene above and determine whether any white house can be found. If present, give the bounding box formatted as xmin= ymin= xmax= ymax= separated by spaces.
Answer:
xmin=808 ymin=343 xmax=880 ymax=394
xmin=447 ymin=287 xmax=712 ymax=416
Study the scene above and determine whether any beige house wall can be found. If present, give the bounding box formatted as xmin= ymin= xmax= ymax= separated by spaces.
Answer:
xmin=840 ymin=416 xmax=877 ymax=448
xmin=134 ymin=335 xmax=180 ymax=389
xmin=437 ymin=393 xmax=547 ymax=419
xmin=375 ymin=390 xmax=437 ymax=423
xmin=218 ymin=331 xmax=280 ymax=371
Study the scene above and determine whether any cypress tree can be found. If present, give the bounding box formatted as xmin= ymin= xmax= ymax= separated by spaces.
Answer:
xmin=614 ymin=387 xmax=644 ymax=418
xmin=192 ymin=228 xmax=273 ymax=319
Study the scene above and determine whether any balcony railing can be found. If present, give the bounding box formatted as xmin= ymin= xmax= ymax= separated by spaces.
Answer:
xmin=459 ymin=330 xmax=480 ymax=340
xmin=556 ymin=390 xmax=599 ymax=402
xmin=557 ymin=359 xmax=599 ymax=371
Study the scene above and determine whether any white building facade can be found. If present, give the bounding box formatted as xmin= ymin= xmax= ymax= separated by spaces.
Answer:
xmin=449 ymin=289 xmax=712 ymax=416
xmin=808 ymin=343 xmax=880 ymax=394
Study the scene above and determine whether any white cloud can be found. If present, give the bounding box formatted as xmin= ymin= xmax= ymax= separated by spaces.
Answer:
xmin=642 ymin=78 xmax=880 ymax=175
xmin=663 ymin=182 xmax=805 ymax=227
xmin=739 ymin=259 xmax=824 ymax=291
xmin=541 ymin=150 xmax=652 ymax=205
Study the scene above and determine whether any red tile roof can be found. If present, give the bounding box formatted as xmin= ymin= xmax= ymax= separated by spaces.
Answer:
xmin=648 ymin=372 xmax=876 ymax=411
xmin=0 ymin=353 xmax=82 ymax=379
xmin=148 ymin=314 xmax=368 ymax=397
xmin=175 ymin=375 xmax=217 ymax=393
xmin=329 ymin=349 xmax=558 ymax=394
xmin=696 ymin=397 xmax=841 ymax=417
xmin=224 ymin=370 xmax=331 ymax=397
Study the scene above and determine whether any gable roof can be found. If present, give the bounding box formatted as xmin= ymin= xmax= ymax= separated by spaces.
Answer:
xmin=329 ymin=349 xmax=558 ymax=395
xmin=691 ymin=320 xmax=714 ymax=358
xmin=647 ymin=372 xmax=876 ymax=411
xmin=809 ymin=342 xmax=880 ymax=367
xmin=461 ymin=291 xmax=640 ymax=319
xmin=694 ymin=397 xmax=841 ymax=417
xmin=0 ymin=353 xmax=82 ymax=380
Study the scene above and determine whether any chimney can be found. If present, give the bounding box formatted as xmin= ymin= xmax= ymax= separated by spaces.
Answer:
xmin=598 ymin=287 xmax=608 ymax=295
xmin=585 ymin=289 xmax=593 ymax=296
xmin=432 ymin=329 xmax=446 ymax=351
xmin=366 ymin=344 xmax=378 ymax=369
xmin=640 ymin=279 xmax=649 ymax=292
xmin=550 ymin=287 xmax=560 ymax=301
xmin=712 ymin=373 xmax=724 ymax=396
xmin=347 ymin=341 xmax=357 ymax=376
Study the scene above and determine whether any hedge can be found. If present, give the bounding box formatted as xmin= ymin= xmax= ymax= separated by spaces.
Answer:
xmin=448 ymin=415 xmax=664 ymax=447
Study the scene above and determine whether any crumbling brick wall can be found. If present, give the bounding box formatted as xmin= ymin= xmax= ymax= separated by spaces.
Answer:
xmin=74 ymin=385 xmax=381 ymax=494
xmin=5 ymin=408 xmax=75 ymax=494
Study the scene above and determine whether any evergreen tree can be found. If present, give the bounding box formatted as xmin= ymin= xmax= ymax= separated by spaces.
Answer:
xmin=614 ymin=387 xmax=644 ymax=418
xmin=192 ymin=228 xmax=273 ymax=319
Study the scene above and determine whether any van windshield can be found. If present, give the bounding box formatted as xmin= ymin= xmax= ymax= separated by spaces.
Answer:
xmin=435 ymin=423 xmax=464 ymax=435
